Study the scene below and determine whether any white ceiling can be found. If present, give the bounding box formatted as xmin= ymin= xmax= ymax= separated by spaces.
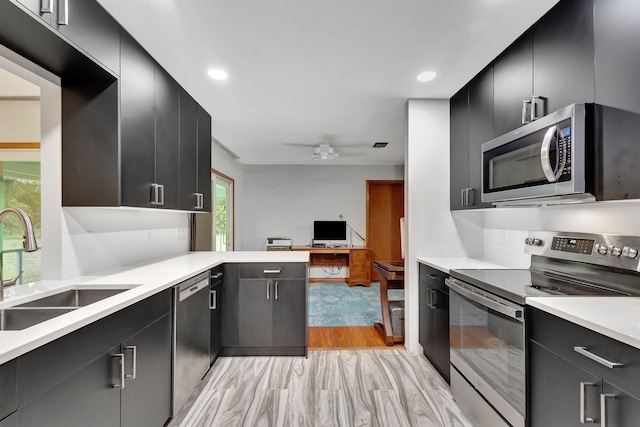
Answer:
xmin=96 ymin=0 xmax=559 ymax=165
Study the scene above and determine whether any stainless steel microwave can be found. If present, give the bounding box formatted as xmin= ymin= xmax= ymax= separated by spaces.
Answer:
xmin=481 ymin=104 xmax=593 ymax=205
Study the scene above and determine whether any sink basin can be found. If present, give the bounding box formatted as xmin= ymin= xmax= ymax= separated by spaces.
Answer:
xmin=0 ymin=307 xmax=75 ymax=331
xmin=15 ymin=288 xmax=129 ymax=309
xmin=0 ymin=286 xmax=135 ymax=330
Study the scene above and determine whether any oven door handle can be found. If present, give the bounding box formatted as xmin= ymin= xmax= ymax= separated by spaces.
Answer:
xmin=445 ymin=278 xmax=524 ymax=322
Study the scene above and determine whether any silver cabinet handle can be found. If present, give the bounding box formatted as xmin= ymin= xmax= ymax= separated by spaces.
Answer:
xmin=600 ymin=393 xmax=615 ymax=427
xmin=531 ymin=95 xmax=545 ymax=121
xmin=194 ymin=193 xmax=203 ymax=209
xmin=428 ymin=289 xmax=437 ymax=309
xmin=158 ymin=184 xmax=164 ymax=206
xmin=522 ymin=99 xmax=532 ymax=124
xmin=266 ymin=281 xmax=270 ymax=300
xmin=124 ymin=346 xmax=137 ymax=380
xmin=112 ymin=353 xmax=125 ymax=389
xmin=275 ymin=281 xmax=278 ymax=300
xmin=426 ymin=288 xmax=433 ymax=308
xmin=212 ymin=272 xmax=223 ymax=279
xmin=574 ymin=347 xmax=623 ymax=369
xmin=209 ymin=289 xmax=217 ymax=309
xmin=580 ymin=382 xmax=595 ymax=424
xmin=41 ymin=0 xmax=53 ymax=13
xmin=264 ymin=269 xmax=281 ymax=274
xmin=151 ymin=184 xmax=159 ymax=205
xmin=57 ymin=0 xmax=68 ymax=25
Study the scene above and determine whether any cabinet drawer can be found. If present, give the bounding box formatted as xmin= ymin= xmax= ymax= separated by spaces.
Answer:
xmin=350 ymin=263 xmax=369 ymax=278
xmin=351 ymin=250 xmax=369 ymax=261
xmin=238 ymin=263 xmax=307 ymax=279
xmin=530 ymin=307 xmax=640 ymax=400
xmin=419 ymin=263 xmax=448 ymax=292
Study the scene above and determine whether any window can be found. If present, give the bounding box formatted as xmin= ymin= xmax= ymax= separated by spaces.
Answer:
xmin=212 ymin=170 xmax=234 ymax=251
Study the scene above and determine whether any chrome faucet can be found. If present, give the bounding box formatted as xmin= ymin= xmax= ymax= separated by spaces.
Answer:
xmin=0 ymin=207 xmax=39 ymax=301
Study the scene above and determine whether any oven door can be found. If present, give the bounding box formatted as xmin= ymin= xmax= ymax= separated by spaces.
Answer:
xmin=481 ymin=103 xmax=586 ymax=204
xmin=446 ymin=278 xmax=526 ymax=427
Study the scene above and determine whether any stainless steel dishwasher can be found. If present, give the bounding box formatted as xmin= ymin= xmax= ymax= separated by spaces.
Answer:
xmin=172 ymin=271 xmax=210 ymax=415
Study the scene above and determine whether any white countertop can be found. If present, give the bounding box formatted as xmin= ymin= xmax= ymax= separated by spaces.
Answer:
xmin=0 ymin=251 xmax=309 ymax=365
xmin=528 ymin=297 xmax=640 ymax=350
xmin=417 ymin=257 xmax=510 ymax=274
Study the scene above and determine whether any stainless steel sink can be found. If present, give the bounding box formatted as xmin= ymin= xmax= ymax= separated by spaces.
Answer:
xmin=0 ymin=307 xmax=76 ymax=330
xmin=15 ymin=288 xmax=129 ymax=308
xmin=0 ymin=287 xmax=134 ymax=330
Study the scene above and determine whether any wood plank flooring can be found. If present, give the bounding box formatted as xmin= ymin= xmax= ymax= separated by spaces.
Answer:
xmin=168 ymin=350 xmax=472 ymax=427
xmin=309 ymin=326 xmax=404 ymax=349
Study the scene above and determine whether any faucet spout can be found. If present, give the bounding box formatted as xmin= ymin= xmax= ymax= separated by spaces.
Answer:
xmin=0 ymin=207 xmax=39 ymax=302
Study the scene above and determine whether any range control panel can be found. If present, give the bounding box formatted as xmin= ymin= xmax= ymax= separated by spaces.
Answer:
xmin=525 ymin=231 xmax=640 ymax=272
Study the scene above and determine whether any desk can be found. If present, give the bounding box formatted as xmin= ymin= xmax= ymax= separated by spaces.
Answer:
xmin=373 ymin=260 xmax=405 ymax=346
xmin=291 ymin=247 xmax=371 ymax=287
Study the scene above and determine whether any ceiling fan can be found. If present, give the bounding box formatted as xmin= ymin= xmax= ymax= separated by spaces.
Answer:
xmin=311 ymin=143 xmax=339 ymax=161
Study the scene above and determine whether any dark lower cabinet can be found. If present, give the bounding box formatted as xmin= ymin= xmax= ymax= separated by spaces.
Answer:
xmin=529 ymin=308 xmax=640 ymax=427
xmin=0 ymin=361 xmax=16 ymax=422
xmin=209 ymin=270 xmax=224 ymax=364
xmin=222 ymin=263 xmax=307 ymax=356
xmin=18 ymin=345 xmax=122 ymax=427
xmin=120 ymin=314 xmax=172 ymax=427
xmin=418 ymin=264 xmax=450 ymax=383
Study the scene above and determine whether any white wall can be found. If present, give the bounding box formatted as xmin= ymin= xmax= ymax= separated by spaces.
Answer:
xmin=241 ymin=164 xmax=404 ymax=251
xmin=211 ymin=142 xmax=245 ymax=250
xmin=405 ymin=99 xmax=485 ymax=354
xmin=0 ymin=100 xmax=40 ymax=142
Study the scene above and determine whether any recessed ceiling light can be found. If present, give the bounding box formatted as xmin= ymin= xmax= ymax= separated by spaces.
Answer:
xmin=417 ymin=70 xmax=437 ymax=82
xmin=373 ymin=142 xmax=389 ymax=148
xmin=208 ymin=69 xmax=228 ymax=80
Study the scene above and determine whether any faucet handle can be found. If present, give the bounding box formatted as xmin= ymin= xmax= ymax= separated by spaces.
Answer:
xmin=2 ymin=270 xmax=23 ymax=287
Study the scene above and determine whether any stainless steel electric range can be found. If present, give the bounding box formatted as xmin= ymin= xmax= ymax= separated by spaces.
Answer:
xmin=446 ymin=231 xmax=640 ymax=427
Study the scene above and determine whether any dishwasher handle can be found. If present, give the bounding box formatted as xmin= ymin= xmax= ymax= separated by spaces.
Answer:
xmin=178 ymin=278 xmax=209 ymax=302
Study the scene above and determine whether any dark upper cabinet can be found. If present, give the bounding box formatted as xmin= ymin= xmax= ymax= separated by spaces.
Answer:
xmin=467 ymin=66 xmax=493 ymax=210
xmin=594 ymin=0 xmax=640 ymax=114
xmin=120 ymin=30 xmax=156 ymax=208
xmin=532 ymin=0 xmax=595 ymax=114
xmin=449 ymin=87 xmax=469 ymax=211
xmin=493 ymin=30 xmax=533 ymax=136
xmin=197 ymin=106 xmax=212 ymax=212
xmin=154 ymin=66 xmax=181 ymax=210
xmin=179 ymin=89 xmax=198 ymax=211
xmin=14 ymin=0 xmax=120 ymax=75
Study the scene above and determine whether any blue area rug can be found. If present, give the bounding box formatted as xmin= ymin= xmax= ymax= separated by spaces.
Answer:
xmin=308 ymin=282 xmax=404 ymax=327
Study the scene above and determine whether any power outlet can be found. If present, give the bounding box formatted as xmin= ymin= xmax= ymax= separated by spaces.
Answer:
xmin=177 ymin=228 xmax=187 ymax=241
xmin=497 ymin=229 xmax=505 ymax=244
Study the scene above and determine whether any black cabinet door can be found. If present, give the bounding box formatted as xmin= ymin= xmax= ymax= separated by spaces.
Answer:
xmin=238 ymin=279 xmax=272 ymax=346
xmin=602 ymin=382 xmax=640 ymax=427
xmin=0 ymin=361 xmax=16 ymax=421
xmin=449 ymin=87 xmax=469 ymax=210
xmin=529 ymin=340 xmax=602 ymax=427
xmin=179 ymin=89 xmax=198 ymax=211
xmin=493 ymin=30 xmax=533 ymax=136
xmin=120 ymin=31 xmax=156 ymax=208
xmin=418 ymin=278 xmax=431 ymax=356
xmin=154 ymin=66 xmax=181 ymax=210
xmin=467 ymin=66 xmax=493 ymax=209
xmin=431 ymin=288 xmax=450 ymax=384
xmin=17 ymin=346 xmax=121 ymax=427
xmin=197 ymin=106 xmax=212 ymax=212
xmin=272 ymin=279 xmax=306 ymax=347
xmin=210 ymin=279 xmax=223 ymax=364
xmin=532 ymin=0 xmax=595 ymax=114
xmin=594 ymin=0 xmax=640 ymax=115
xmin=121 ymin=314 xmax=172 ymax=427
xmin=54 ymin=0 xmax=120 ymax=75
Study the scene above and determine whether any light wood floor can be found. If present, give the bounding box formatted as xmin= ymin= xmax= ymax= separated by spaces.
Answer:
xmin=308 ymin=326 xmax=404 ymax=349
xmin=168 ymin=350 xmax=472 ymax=427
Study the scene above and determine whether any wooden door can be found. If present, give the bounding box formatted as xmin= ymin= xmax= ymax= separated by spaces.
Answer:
xmin=366 ymin=180 xmax=404 ymax=281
